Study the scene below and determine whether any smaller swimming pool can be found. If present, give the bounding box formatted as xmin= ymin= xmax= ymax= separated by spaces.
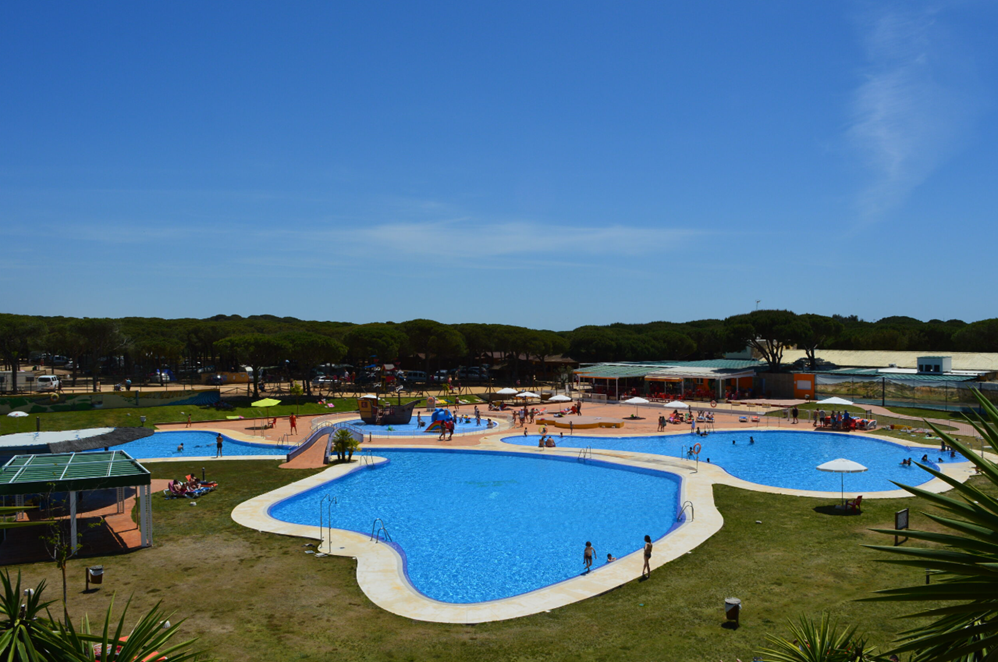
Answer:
xmin=344 ymin=416 xmax=497 ymax=437
xmin=504 ymin=430 xmax=960 ymax=493
xmin=103 ymin=431 xmax=289 ymax=460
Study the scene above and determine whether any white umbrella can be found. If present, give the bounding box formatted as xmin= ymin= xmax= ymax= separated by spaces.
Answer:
xmin=496 ymin=387 xmax=518 ymax=397
xmin=359 ymin=394 xmax=379 ymax=399
xmin=817 ymin=458 xmax=867 ymax=505
xmin=516 ymin=391 xmax=540 ymax=399
xmin=623 ymin=396 xmax=649 ymax=417
xmin=548 ymin=394 xmax=572 ymax=403
xmin=6 ymin=411 xmax=28 ymax=418
xmin=816 ymin=397 xmax=855 ymax=406
xmin=663 ymin=401 xmax=689 ymax=409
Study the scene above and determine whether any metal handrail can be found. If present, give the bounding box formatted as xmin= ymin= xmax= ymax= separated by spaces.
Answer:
xmin=370 ymin=518 xmax=391 ymax=544
xmin=678 ymin=500 xmax=694 ymax=522
xmin=577 ymin=446 xmax=593 ymax=462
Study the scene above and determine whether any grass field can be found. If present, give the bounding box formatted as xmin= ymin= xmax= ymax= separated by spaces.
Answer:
xmin=6 ymin=458 xmax=988 ymax=662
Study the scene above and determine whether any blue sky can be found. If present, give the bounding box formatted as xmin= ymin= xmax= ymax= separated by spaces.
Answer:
xmin=2 ymin=2 xmax=995 ymax=329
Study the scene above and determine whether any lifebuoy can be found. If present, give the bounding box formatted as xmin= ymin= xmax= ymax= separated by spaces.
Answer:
xmin=49 ymin=393 xmax=60 ymax=403
xmin=710 ymin=400 xmax=717 ymax=408
xmin=692 ymin=443 xmax=701 ymax=455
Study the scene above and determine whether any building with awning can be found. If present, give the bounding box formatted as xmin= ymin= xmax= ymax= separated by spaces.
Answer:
xmin=575 ymin=360 xmax=762 ymax=400
xmin=0 ymin=450 xmax=153 ymax=555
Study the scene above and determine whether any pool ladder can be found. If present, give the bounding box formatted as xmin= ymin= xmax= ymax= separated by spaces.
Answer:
xmin=677 ymin=500 xmax=694 ymax=522
xmin=359 ymin=450 xmax=374 ymax=466
xmin=318 ymin=495 xmax=337 ymax=550
xmin=577 ymin=446 xmax=593 ymax=463
xmin=371 ymin=518 xmax=392 ymax=544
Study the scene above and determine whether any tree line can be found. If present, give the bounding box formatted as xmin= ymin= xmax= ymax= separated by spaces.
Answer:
xmin=0 ymin=311 xmax=995 ymax=395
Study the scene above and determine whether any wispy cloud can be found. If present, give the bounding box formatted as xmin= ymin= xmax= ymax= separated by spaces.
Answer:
xmin=312 ymin=219 xmax=699 ymax=261
xmin=848 ymin=5 xmax=980 ymax=219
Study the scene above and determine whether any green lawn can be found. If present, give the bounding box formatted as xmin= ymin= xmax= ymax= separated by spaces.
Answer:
xmin=6 ymin=459 xmax=988 ymax=661
xmin=884 ymin=406 xmax=969 ymax=422
xmin=765 ymin=402 xmax=958 ymax=433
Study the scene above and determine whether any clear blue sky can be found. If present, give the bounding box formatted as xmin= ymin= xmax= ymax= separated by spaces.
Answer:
xmin=2 ymin=2 xmax=995 ymax=329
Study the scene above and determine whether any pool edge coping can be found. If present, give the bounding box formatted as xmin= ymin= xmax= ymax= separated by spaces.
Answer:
xmin=230 ymin=445 xmax=723 ymax=624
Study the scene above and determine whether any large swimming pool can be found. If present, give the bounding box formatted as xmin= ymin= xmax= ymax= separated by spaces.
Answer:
xmin=269 ymin=449 xmax=684 ymax=603
xmin=344 ymin=416 xmax=496 ymax=436
xmin=505 ymin=430 xmax=956 ymax=493
xmin=105 ymin=431 xmax=289 ymax=460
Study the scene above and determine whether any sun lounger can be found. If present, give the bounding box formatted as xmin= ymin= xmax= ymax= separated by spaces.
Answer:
xmin=738 ymin=416 xmax=748 ymax=422
xmin=846 ymin=495 xmax=863 ymax=513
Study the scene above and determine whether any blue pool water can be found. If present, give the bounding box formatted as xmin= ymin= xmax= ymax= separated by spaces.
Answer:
xmin=344 ymin=416 xmax=496 ymax=436
xmin=106 ymin=431 xmax=288 ymax=460
xmin=269 ymin=449 xmax=683 ymax=603
xmin=505 ymin=431 xmax=957 ymax=493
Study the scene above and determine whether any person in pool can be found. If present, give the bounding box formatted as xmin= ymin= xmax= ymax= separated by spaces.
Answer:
xmin=606 ymin=553 xmax=616 ymax=563
xmin=583 ymin=542 xmax=595 ymax=573
xmin=177 ymin=442 xmax=184 ymax=453
xmin=417 ymin=412 xmax=424 ymax=427
xmin=922 ymin=454 xmax=929 ymax=462
xmin=750 ymin=436 xmax=755 ymax=444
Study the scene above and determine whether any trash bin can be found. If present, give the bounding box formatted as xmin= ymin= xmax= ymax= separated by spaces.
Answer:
xmin=725 ymin=597 xmax=741 ymax=625
xmin=86 ymin=566 xmax=103 ymax=591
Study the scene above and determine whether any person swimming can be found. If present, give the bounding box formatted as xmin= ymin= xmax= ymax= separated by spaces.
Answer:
xmin=749 ymin=436 xmax=755 ymax=444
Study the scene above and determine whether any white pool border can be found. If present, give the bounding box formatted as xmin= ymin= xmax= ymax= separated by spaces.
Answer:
xmin=231 ymin=443 xmax=722 ymax=623
xmin=226 ymin=427 xmax=979 ymax=624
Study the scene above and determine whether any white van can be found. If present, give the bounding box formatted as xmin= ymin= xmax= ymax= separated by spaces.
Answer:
xmin=37 ymin=375 xmax=60 ymax=392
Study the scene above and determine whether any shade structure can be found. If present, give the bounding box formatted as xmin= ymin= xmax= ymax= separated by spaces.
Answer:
xmin=816 ymin=396 xmax=855 ymax=406
xmin=623 ymin=396 xmax=649 ymax=418
xmin=548 ymin=394 xmax=572 ymax=403
xmin=359 ymin=394 xmax=379 ymax=399
xmin=6 ymin=411 xmax=27 ymax=418
xmin=496 ymin=388 xmax=518 ymax=397
xmin=817 ymin=458 xmax=868 ymax=505
xmin=663 ymin=401 xmax=689 ymax=409
xmin=250 ymin=398 xmax=281 ymax=438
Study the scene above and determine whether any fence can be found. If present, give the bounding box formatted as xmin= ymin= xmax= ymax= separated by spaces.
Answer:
xmin=815 ymin=377 xmax=998 ymax=412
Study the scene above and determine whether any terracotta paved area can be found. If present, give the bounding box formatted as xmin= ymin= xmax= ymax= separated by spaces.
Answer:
xmin=0 ymin=484 xmax=161 ymax=565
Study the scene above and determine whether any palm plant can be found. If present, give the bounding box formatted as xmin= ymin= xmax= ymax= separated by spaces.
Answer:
xmin=0 ymin=572 xmax=68 ymax=662
xmin=55 ymin=594 xmax=206 ymax=662
xmin=864 ymin=388 xmax=998 ymax=661
xmin=759 ymin=613 xmax=882 ymax=662
xmin=332 ymin=428 xmax=358 ymax=462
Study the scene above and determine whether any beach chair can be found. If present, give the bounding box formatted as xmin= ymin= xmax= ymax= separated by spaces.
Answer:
xmin=846 ymin=495 xmax=863 ymax=513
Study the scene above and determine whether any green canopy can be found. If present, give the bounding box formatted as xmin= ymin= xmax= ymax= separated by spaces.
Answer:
xmin=251 ymin=398 xmax=281 ymax=408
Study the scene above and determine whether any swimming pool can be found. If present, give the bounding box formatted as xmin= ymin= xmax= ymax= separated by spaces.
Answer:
xmin=105 ymin=431 xmax=289 ymax=460
xmin=268 ymin=449 xmax=684 ymax=603
xmin=504 ymin=430 xmax=955 ymax=493
xmin=343 ymin=416 xmax=496 ymax=436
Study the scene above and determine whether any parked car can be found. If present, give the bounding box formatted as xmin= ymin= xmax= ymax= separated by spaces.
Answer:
xmin=404 ymin=370 xmax=427 ymax=382
xmin=37 ymin=375 xmax=60 ymax=392
xmin=311 ymin=376 xmax=337 ymax=387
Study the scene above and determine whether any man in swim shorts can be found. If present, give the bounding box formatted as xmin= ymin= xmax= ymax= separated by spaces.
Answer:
xmin=642 ymin=535 xmax=653 ymax=579
xmin=215 ymin=433 xmax=223 ymax=457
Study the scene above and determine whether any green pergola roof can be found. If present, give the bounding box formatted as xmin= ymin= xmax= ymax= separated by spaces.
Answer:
xmin=575 ymin=359 xmax=764 ymax=379
xmin=0 ymin=451 xmax=151 ymax=496
xmin=575 ymin=365 xmax=663 ymax=379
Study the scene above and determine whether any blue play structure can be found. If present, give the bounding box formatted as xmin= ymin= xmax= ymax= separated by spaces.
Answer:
xmin=425 ymin=408 xmax=454 ymax=433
